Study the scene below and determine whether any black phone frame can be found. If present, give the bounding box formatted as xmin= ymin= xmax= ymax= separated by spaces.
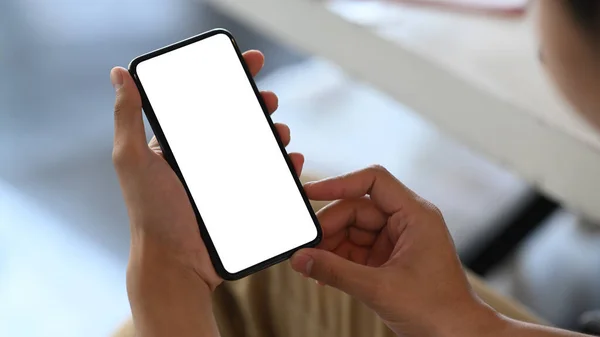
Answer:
xmin=128 ymin=28 xmax=322 ymax=281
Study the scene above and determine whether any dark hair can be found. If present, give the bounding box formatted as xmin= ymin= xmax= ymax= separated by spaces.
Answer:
xmin=567 ymin=0 xmax=600 ymax=31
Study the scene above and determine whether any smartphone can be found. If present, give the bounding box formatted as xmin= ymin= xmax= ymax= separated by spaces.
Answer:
xmin=129 ymin=29 xmax=321 ymax=280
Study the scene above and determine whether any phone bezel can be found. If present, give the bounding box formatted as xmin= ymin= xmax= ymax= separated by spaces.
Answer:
xmin=128 ymin=28 xmax=322 ymax=281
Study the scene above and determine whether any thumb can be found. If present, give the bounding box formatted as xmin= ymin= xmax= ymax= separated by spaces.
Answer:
xmin=111 ymin=67 xmax=148 ymax=166
xmin=291 ymin=248 xmax=377 ymax=301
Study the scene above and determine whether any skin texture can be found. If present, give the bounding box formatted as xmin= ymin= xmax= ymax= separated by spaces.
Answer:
xmin=291 ymin=166 xmax=497 ymax=336
xmin=291 ymin=167 xmax=588 ymax=337
xmin=114 ymin=2 xmax=600 ymax=335
xmin=111 ymin=51 xmax=304 ymax=337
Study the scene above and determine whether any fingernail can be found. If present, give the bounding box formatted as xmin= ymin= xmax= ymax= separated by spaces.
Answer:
xmin=292 ymin=253 xmax=313 ymax=276
xmin=110 ymin=68 xmax=124 ymax=91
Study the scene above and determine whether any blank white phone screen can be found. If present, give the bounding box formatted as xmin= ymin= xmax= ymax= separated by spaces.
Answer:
xmin=135 ymin=33 xmax=318 ymax=275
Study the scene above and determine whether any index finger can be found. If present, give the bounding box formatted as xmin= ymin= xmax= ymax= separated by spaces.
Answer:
xmin=304 ymin=165 xmax=418 ymax=214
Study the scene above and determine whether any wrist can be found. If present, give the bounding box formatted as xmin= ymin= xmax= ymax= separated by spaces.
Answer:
xmin=430 ymin=298 xmax=507 ymax=337
xmin=127 ymin=240 xmax=211 ymax=297
xmin=126 ymin=245 xmax=219 ymax=337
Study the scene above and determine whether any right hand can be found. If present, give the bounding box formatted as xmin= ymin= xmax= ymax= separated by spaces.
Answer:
xmin=291 ymin=166 xmax=501 ymax=336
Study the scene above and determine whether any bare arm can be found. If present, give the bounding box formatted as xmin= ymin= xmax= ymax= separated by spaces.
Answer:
xmin=290 ymin=167 xmax=592 ymax=337
xmin=497 ymin=319 xmax=589 ymax=337
xmin=109 ymin=49 xmax=290 ymax=337
xmin=448 ymin=303 xmax=590 ymax=337
xmin=126 ymin=244 xmax=219 ymax=337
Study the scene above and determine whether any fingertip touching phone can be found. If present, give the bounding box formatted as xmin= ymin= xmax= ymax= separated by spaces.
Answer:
xmin=129 ymin=29 xmax=321 ymax=280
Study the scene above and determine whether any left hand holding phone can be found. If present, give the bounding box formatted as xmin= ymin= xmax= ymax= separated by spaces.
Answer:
xmin=111 ymin=50 xmax=304 ymax=336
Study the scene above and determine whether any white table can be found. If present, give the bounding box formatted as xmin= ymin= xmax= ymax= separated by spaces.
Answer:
xmin=209 ymin=0 xmax=600 ymax=222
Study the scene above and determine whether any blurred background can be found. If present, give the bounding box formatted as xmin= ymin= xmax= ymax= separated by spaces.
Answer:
xmin=2 ymin=0 xmax=600 ymax=336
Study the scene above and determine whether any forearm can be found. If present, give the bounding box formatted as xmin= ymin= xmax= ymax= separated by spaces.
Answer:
xmin=126 ymin=244 xmax=219 ymax=337
xmin=435 ymin=300 xmax=590 ymax=337
xmin=466 ymin=305 xmax=589 ymax=337
xmin=496 ymin=319 xmax=590 ymax=337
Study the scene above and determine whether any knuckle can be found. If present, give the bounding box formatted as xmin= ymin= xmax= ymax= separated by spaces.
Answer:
xmin=428 ymin=203 xmax=444 ymax=219
xmin=318 ymin=259 xmax=341 ymax=287
xmin=418 ymin=197 xmax=445 ymax=221
xmin=113 ymin=98 xmax=128 ymax=120
xmin=327 ymin=268 xmax=342 ymax=288
xmin=113 ymin=104 xmax=124 ymax=119
xmin=111 ymin=145 xmax=129 ymax=168
xmin=367 ymin=164 xmax=390 ymax=175
xmin=112 ymin=143 xmax=146 ymax=170
xmin=113 ymin=94 xmax=139 ymax=121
